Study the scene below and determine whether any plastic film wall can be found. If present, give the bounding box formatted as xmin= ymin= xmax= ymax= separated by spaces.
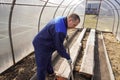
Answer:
xmin=97 ymin=0 xmax=120 ymax=41
xmin=0 ymin=0 xmax=86 ymax=73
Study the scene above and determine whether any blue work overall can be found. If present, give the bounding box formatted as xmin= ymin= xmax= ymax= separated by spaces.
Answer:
xmin=32 ymin=17 xmax=70 ymax=80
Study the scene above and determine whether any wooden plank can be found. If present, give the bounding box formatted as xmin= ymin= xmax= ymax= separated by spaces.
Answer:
xmin=55 ymin=28 xmax=87 ymax=79
xmin=55 ymin=59 xmax=68 ymax=76
xmin=79 ymin=29 xmax=95 ymax=77
xmin=55 ymin=41 xmax=81 ymax=79
xmin=80 ymin=46 xmax=94 ymax=76
xmin=86 ymin=29 xmax=95 ymax=46
xmin=61 ymin=42 xmax=81 ymax=79
xmin=76 ymin=28 xmax=86 ymax=43
xmin=101 ymin=33 xmax=115 ymax=80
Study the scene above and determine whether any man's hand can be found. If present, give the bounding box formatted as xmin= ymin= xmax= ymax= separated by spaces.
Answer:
xmin=67 ymin=59 xmax=72 ymax=64
xmin=66 ymin=35 xmax=69 ymax=40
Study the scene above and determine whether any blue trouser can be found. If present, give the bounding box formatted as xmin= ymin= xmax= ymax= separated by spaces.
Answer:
xmin=33 ymin=43 xmax=54 ymax=80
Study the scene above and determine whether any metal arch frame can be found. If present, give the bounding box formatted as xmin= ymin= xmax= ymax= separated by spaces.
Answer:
xmin=66 ymin=1 xmax=79 ymax=16
xmin=0 ymin=3 xmax=43 ymax=6
xmin=66 ymin=0 xmax=84 ymax=16
xmin=72 ymin=0 xmax=85 ymax=13
xmin=82 ymin=0 xmax=88 ymax=28
xmin=62 ymin=0 xmax=74 ymax=16
xmin=114 ymin=0 xmax=120 ymax=36
xmin=107 ymin=0 xmax=119 ymax=35
xmin=53 ymin=0 xmax=64 ymax=19
xmin=8 ymin=0 xmax=49 ymax=65
xmin=68 ymin=0 xmax=86 ymax=28
xmin=38 ymin=0 xmax=49 ymax=32
xmin=68 ymin=0 xmax=85 ymax=25
xmin=96 ymin=0 xmax=102 ymax=29
xmin=41 ymin=0 xmax=60 ymax=6
xmin=104 ymin=1 xmax=116 ymax=32
xmin=115 ymin=0 xmax=120 ymax=5
xmin=0 ymin=1 xmax=58 ymax=7
xmin=9 ymin=0 xmax=16 ymax=64
xmin=82 ymin=0 xmax=103 ymax=29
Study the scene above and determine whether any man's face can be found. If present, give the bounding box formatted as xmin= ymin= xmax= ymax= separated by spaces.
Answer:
xmin=67 ymin=18 xmax=80 ymax=29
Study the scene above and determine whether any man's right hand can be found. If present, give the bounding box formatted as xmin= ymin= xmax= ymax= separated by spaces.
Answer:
xmin=67 ymin=59 xmax=72 ymax=64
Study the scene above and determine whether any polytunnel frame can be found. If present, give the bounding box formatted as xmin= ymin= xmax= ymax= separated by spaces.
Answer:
xmin=96 ymin=0 xmax=115 ymax=30
xmin=82 ymin=0 xmax=88 ymax=28
xmin=107 ymin=0 xmax=120 ymax=35
xmin=38 ymin=0 xmax=86 ymax=31
xmin=53 ymin=0 xmax=64 ymax=18
xmin=83 ymin=0 xmax=115 ymax=29
xmin=62 ymin=0 xmax=74 ymax=16
xmin=82 ymin=0 xmax=120 ymax=33
xmin=73 ymin=0 xmax=86 ymax=27
xmin=8 ymin=0 xmax=51 ymax=65
xmin=38 ymin=0 xmax=49 ymax=32
xmin=52 ymin=0 xmax=87 ymax=29
xmin=82 ymin=0 xmax=102 ymax=28
xmin=95 ymin=0 xmax=102 ymax=30
xmin=72 ymin=0 xmax=86 ymax=14
xmin=66 ymin=0 xmax=81 ymax=16
xmin=66 ymin=2 xmax=78 ymax=16
xmin=38 ymin=0 xmax=71 ymax=31
xmin=66 ymin=0 xmax=85 ymax=16
xmin=114 ymin=0 xmax=120 ymax=36
xmin=8 ymin=0 xmax=49 ymax=65
xmin=103 ymin=1 xmax=116 ymax=32
xmin=8 ymin=0 xmax=50 ymax=65
xmin=9 ymin=0 xmax=16 ymax=65
xmin=66 ymin=0 xmax=86 ymax=28
xmin=98 ymin=0 xmax=120 ymax=33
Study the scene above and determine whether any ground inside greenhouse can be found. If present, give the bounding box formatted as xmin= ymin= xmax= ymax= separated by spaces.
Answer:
xmin=0 ymin=32 xmax=120 ymax=80
xmin=103 ymin=33 xmax=120 ymax=80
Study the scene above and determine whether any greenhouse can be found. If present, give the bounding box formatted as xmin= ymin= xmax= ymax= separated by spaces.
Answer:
xmin=0 ymin=0 xmax=120 ymax=80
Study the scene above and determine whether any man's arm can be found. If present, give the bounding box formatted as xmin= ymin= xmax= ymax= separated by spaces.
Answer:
xmin=54 ymin=32 xmax=70 ymax=60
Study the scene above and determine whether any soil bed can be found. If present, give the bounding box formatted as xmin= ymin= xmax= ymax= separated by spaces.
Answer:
xmin=103 ymin=33 xmax=120 ymax=80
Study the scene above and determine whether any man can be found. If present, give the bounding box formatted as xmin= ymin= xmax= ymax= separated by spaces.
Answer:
xmin=32 ymin=13 xmax=80 ymax=80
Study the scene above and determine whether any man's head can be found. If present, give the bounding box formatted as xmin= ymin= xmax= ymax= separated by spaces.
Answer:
xmin=67 ymin=13 xmax=80 ymax=29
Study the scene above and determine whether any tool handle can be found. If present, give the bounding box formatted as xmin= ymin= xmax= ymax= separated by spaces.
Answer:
xmin=69 ymin=63 xmax=74 ymax=80
xmin=66 ymin=36 xmax=74 ymax=80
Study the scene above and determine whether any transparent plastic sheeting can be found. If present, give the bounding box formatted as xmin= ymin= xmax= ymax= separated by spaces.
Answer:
xmin=0 ymin=4 xmax=13 ymax=74
xmin=0 ymin=0 xmax=86 ymax=73
xmin=97 ymin=0 xmax=120 ymax=41
xmin=40 ymin=0 xmax=86 ymax=30
xmin=0 ymin=0 xmax=12 ymax=3
xmin=117 ymin=8 xmax=120 ymax=41
xmin=97 ymin=0 xmax=115 ymax=32
xmin=73 ymin=0 xmax=86 ymax=28
xmin=114 ymin=0 xmax=120 ymax=41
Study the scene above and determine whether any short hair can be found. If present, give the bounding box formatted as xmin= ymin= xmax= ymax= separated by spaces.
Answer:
xmin=68 ymin=13 xmax=80 ymax=22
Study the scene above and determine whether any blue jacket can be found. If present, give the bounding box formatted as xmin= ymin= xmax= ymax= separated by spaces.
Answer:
xmin=33 ymin=17 xmax=70 ymax=60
